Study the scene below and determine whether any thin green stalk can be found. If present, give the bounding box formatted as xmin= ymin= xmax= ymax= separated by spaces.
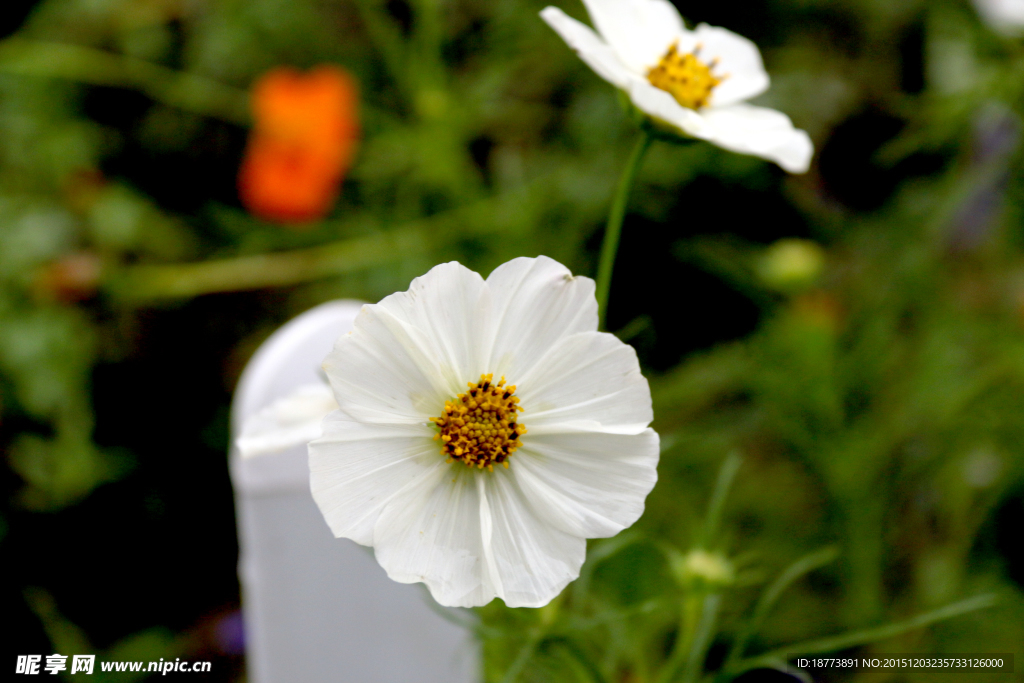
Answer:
xmin=615 ymin=314 xmax=652 ymax=342
xmin=680 ymin=594 xmax=722 ymax=683
xmin=351 ymin=0 xmax=410 ymax=95
xmin=410 ymin=0 xmax=444 ymax=87
xmin=101 ymin=169 xmax=570 ymax=302
xmin=596 ymin=130 xmax=653 ymax=330
xmin=501 ymin=629 xmax=546 ymax=683
xmin=104 ymin=228 xmax=425 ymax=302
xmin=656 ymin=599 xmax=697 ymax=683
xmin=0 ymin=38 xmax=250 ymax=124
xmin=657 ymin=592 xmax=719 ymax=683
xmin=545 ymin=638 xmax=609 ymax=683
xmin=844 ymin=492 xmax=885 ymax=624
xmin=572 ymin=532 xmax=640 ymax=601
xmin=702 ymin=452 xmax=742 ymax=547
xmin=723 ymin=547 xmax=839 ymax=671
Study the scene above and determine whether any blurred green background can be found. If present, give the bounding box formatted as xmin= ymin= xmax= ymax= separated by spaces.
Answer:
xmin=1 ymin=0 xmax=1022 ymax=681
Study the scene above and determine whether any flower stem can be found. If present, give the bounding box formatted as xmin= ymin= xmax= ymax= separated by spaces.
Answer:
xmin=100 ymin=174 xmax=567 ymax=302
xmin=596 ymin=130 xmax=653 ymax=330
xmin=723 ymin=546 xmax=839 ymax=671
xmin=0 ymin=38 xmax=250 ymax=124
xmin=701 ymin=452 xmax=742 ymax=547
xmin=681 ymin=593 xmax=721 ymax=683
xmin=656 ymin=591 xmax=720 ymax=683
xmin=103 ymin=227 xmax=426 ymax=302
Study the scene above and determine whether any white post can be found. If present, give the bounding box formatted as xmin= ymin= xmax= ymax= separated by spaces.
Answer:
xmin=229 ymin=300 xmax=479 ymax=683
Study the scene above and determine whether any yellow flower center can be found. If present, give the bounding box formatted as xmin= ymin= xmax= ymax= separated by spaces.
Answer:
xmin=430 ymin=374 xmax=526 ymax=472
xmin=646 ymin=41 xmax=722 ymax=110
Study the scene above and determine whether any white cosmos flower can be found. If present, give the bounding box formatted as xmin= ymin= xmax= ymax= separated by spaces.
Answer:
xmin=309 ymin=256 xmax=659 ymax=608
xmin=541 ymin=0 xmax=813 ymax=173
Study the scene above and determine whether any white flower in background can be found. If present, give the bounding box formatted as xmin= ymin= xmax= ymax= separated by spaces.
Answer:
xmin=540 ymin=0 xmax=813 ymax=173
xmin=973 ymin=0 xmax=1024 ymax=34
xmin=233 ymin=300 xmax=364 ymax=460
xmin=237 ymin=383 xmax=338 ymax=458
xmin=309 ymin=257 xmax=659 ymax=608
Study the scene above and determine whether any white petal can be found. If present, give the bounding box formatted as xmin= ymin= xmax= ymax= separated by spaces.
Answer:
xmin=517 ymin=331 xmax=653 ymax=434
xmin=693 ymin=103 xmax=814 ymax=173
xmin=372 ymin=467 xmax=495 ymax=607
xmin=309 ymin=413 xmax=444 ymax=546
xmin=480 ymin=472 xmax=585 ymax=607
xmin=323 ymin=305 xmax=450 ymax=424
xmin=680 ymin=24 xmax=769 ymax=107
xmin=236 ymin=382 xmax=338 ymax=458
xmin=626 ymin=78 xmax=706 ymax=136
xmin=374 ymin=261 xmax=492 ymax=391
xmin=580 ymin=0 xmax=686 ymax=72
xmin=372 ymin=466 xmax=585 ymax=608
xmin=374 ymin=466 xmax=585 ymax=606
xmin=540 ymin=7 xmax=636 ymax=89
xmin=322 ymin=262 xmax=492 ymax=423
xmin=485 ymin=255 xmax=599 ymax=381
xmin=514 ymin=428 xmax=659 ymax=538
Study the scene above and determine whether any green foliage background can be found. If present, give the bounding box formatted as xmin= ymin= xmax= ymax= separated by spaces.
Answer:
xmin=0 ymin=0 xmax=1022 ymax=680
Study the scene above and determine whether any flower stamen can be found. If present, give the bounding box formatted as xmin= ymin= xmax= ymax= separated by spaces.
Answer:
xmin=430 ymin=374 xmax=526 ymax=471
xmin=646 ymin=40 xmax=722 ymax=110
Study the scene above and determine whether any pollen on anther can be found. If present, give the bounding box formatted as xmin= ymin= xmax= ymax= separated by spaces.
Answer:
xmin=646 ymin=40 xmax=721 ymax=110
xmin=429 ymin=373 xmax=525 ymax=472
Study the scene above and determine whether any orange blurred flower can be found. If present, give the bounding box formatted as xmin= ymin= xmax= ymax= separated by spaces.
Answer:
xmin=238 ymin=65 xmax=359 ymax=224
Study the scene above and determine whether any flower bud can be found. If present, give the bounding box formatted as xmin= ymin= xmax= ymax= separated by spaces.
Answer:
xmin=757 ymin=239 xmax=825 ymax=292
xmin=672 ymin=548 xmax=735 ymax=589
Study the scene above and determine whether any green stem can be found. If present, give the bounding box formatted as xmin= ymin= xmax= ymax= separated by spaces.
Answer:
xmin=656 ymin=591 xmax=719 ymax=683
xmin=501 ymin=629 xmax=546 ymax=683
xmin=545 ymin=638 xmax=609 ymax=683
xmin=681 ymin=594 xmax=722 ymax=683
xmin=351 ymin=0 xmax=410 ymax=95
xmin=702 ymin=452 xmax=742 ymax=547
xmin=844 ymin=492 xmax=885 ymax=624
xmin=655 ymin=600 xmax=695 ymax=683
xmin=0 ymin=38 xmax=250 ymax=124
xmin=101 ymin=171 xmax=566 ymax=302
xmin=104 ymin=228 xmax=425 ymax=302
xmin=723 ymin=547 xmax=839 ymax=671
xmin=596 ymin=130 xmax=653 ymax=330
xmin=411 ymin=0 xmax=444 ymax=87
